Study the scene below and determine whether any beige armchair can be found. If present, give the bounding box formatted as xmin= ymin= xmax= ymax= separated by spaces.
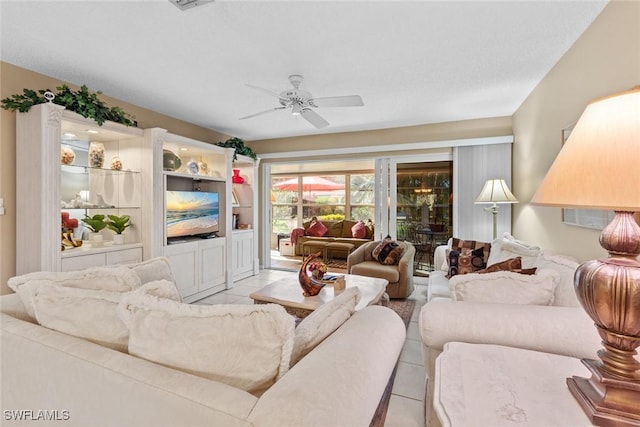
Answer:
xmin=347 ymin=241 xmax=415 ymax=298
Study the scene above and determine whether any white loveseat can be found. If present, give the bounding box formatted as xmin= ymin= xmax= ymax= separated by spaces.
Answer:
xmin=419 ymin=233 xmax=604 ymax=427
xmin=1 ymin=260 xmax=406 ymax=427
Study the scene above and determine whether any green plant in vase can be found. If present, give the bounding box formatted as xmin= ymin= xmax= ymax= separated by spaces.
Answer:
xmin=82 ymin=214 xmax=107 ymax=247
xmin=106 ymin=215 xmax=131 ymax=245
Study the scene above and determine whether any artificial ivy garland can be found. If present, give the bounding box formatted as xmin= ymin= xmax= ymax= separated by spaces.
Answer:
xmin=216 ymin=137 xmax=257 ymax=161
xmin=1 ymin=84 xmax=137 ymax=126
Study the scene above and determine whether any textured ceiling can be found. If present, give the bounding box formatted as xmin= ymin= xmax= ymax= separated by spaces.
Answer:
xmin=1 ymin=0 xmax=608 ymax=142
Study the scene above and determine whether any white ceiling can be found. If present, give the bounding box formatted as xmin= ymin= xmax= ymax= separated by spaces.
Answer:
xmin=1 ymin=0 xmax=608 ymax=142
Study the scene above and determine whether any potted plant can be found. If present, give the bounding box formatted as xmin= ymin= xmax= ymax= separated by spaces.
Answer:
xmin=106 ymin=214 xmax=131 ymax=245
xmin=216 ymin=137 xmax=257 ymax=161
xmin=81 ymin=214 xmax=107 ymax=247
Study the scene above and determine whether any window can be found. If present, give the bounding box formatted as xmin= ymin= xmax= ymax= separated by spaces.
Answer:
xmin=271 ymin=172 xmax=374 ymax=235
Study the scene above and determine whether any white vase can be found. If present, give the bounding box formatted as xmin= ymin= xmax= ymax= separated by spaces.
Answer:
xmin=89 ymin=233 xmax=104 ymax=247
xmin=113 ymin=234 xmax=125 ymax=245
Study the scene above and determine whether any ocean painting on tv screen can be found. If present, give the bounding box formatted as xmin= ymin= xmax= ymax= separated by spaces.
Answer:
xmin=166 ymin=190 xmax=219 ymax=238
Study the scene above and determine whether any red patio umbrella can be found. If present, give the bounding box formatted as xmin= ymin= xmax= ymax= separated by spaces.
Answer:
xmin=274 ymin=176 xmax=345 ymax=192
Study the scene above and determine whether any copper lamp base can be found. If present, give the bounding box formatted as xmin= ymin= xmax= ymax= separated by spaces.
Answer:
xmin=570 ymin=212 xmax=640 ymax=427
xmin=568 ymin=359 xmax=640 ymax=427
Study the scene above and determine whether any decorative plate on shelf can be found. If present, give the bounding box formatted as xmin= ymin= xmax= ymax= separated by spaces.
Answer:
xmin=186 ymin=160 xmax=199 ymax=175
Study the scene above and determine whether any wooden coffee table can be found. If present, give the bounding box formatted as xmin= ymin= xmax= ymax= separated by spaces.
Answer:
xmin=250 ymin=274 xmax=388 ymax=318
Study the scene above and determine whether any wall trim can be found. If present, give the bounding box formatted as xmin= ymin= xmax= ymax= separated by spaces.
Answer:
xmin=258 ymin=135 xmax=514 ymax=160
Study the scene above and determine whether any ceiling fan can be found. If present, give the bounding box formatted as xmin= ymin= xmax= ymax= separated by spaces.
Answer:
xmin=240 ymin=75 xmax=364 ymax=129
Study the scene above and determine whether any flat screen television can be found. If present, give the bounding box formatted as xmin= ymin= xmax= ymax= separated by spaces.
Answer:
xmin=166 ymin=190 xmax=219 ymax=239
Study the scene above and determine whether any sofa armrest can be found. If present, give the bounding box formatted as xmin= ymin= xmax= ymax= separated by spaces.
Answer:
xmin=433 ymin=244 xmax=449 ymax=272
xmin=346 ymin=242 xmax=368 ymax=272
xmin=419 ymin=300 xmax=601 ymax=360
xmin=249 ymin=305 xmax=406 ymax=427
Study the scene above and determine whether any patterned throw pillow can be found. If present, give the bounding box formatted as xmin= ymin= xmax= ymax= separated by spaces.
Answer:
xmin=351 ymin=221 xmax=366 ymax=238
xmin=478 ymin=256 xmax=537 ymax=275
xmin=306 ymin=219 xmax=328 ymax=237
xmin=372 ymin=238 xmax=405 ymax=265
xmin=448 ymin=247 xmax=485 ymax=277
xmin=451 ymin=237 xmax=492 ymax=265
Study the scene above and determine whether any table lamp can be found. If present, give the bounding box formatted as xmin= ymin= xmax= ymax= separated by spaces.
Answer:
xmin=475 ymin=179 xmax=518 ymax=240
xmin=531 ymin=87 xmax=640 ymax=426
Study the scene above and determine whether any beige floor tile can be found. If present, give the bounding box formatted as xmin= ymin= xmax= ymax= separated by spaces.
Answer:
xmin=407 ymin=320 xmax=420 ymax=341
xmin=385 ymin=395 xmax=425 ymax=427
xmin=392 ymin=361 xmax=427 ymax=401
xmin=399 ymin=338 xmax=423 ymax=365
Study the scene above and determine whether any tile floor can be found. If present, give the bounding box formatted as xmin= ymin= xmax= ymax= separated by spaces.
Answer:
xmin=196 ymin=268 xmax=428 ymax=427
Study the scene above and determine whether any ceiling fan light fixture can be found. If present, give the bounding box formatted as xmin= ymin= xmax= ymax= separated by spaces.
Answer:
xmin=169 ymin=0 xmax=214 ymax=11
xmin=291 ymin=104 xmax=302 ymax=116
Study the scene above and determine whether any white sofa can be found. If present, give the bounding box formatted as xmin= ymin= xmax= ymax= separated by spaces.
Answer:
xmin=1 ymin=265 xmax=406 ymax=427
xmin=419 ymin=233 xmax=604 ymax=427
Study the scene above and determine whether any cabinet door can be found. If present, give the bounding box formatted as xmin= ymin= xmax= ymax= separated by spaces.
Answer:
xmin=200 ymin=240 xmax=226 ymax=291
xmin=164 ymin=242 xmax=199 ymax=297
xmin=232 ymin=232 xmax=254 ymax=280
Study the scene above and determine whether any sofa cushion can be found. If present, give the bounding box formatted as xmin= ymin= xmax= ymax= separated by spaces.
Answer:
xmin=487 ymin=232 xmax=541 ymax=268
xmin=535 ymin=250 xmax=580 ymax=307
xmin=351 ymin=221 xmax=366 ymax=238
xmin=450 ymin=270 xmax=560 ymax=305
xmin=9 ymin=266 xmax=143 ymax=318
xmin=447 ymin=247 xmax=485 ymax=277
xmin=33 ymin=280 xmax=180 ymax=352
xmin=350 ymin=261 xmax=400 ymax=283
xmin=290 ymin=287 xmax=360 ymax=366
xmin=119 ymin=294 xmax=295 ymax=396
xmin=325 ymin=221 xmax=344 ymax=238
xmin=372 ymin=238 xmax=405 ymax=265
xmin=306 ymin=219 xmax=328 ymax=237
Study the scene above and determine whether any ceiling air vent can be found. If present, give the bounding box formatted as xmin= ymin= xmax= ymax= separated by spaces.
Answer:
xmin=169 ymin=0 xmax=214 ymax=11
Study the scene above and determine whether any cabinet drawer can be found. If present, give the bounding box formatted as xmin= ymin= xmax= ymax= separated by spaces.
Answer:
xmin=106 ymin=248 xmax=142 ymax=265
xmin=61 ymin=253 xmax=106 ymax=271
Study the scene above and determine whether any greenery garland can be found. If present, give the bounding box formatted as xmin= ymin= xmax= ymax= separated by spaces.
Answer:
xmin=217 ymin=137 xmax=257 ymax=161
xmin=1 ymin=84 xmax=137 ymax=126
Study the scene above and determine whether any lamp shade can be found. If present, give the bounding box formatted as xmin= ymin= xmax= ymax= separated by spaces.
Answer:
xmin=531 ymin=87 xmax=640 ymax=210
xmin=475 ymin=179 xmax=518 ymax=204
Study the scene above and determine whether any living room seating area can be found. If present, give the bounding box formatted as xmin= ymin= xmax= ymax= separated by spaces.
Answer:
xmin=0 ymin=258 xmax=408 ymax=426
xmin=418 ymin=233 xmax=609 ymax=427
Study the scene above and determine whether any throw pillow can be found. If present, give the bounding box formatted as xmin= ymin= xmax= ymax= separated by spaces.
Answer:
xmin=290 ymin=287 xmax=361 ymax=366
xmin=32 ymin=280 xmax=180 ymax=352
xmin=479 ymin=256 xmax=522 ymax=273
xmin=372 ymin=238 xmax=405 ymax=265
xmin=451 ymin=237 xmax=492 ymax=265
xmin=486 ymin=233 xmax=541 ymax=268
xmin=450 ymin=270 xmax=559 ymax=305
xmin=477 ymin=257 xmax=538 ymax=275
xmin=306 ymin=219 xmax=328 ymax=237
xmin=351 ymin=221 xmax=366 ymax=238
xmin=447 ymin=247 xmax=485 ymax=277
xmin=127 ymin=256 xmax=175 ymax=285
xmin=118 ymin=294 xmax=295 ymax=396
xmin=365 ymin=221 xmax=375 ymax=239
xmin=9 ymin=266 xmax=143 ymax=318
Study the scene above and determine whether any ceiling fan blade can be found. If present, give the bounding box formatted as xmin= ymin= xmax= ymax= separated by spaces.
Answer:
xmin=300 ymin=108 xmax=330 ymax=129
xmin=239 ymin=107 xmax=286 ymax=120
xmin=312 ymin=95 xmax=364 ymax=108
xmin=245 ymin=84 xmax=289 ymax=101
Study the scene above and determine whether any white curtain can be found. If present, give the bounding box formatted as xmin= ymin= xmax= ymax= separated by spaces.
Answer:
xmin=453 ymin=143 xmax=513 ymax=242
